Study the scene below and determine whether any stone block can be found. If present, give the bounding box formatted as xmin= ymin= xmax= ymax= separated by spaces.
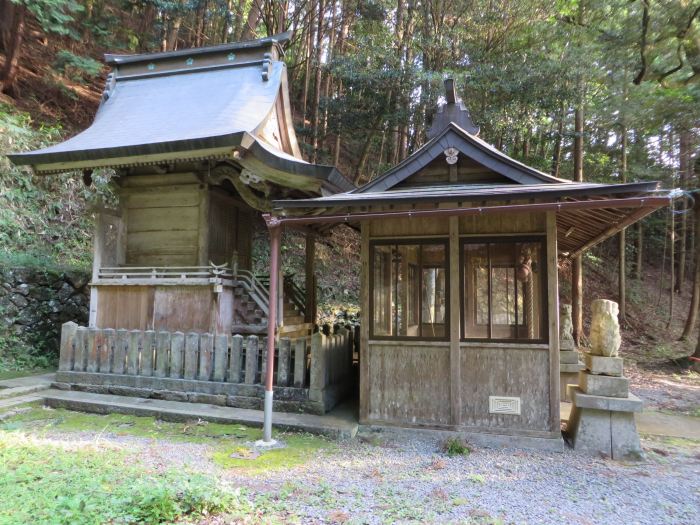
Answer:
xmin=187 ymin=393 xmax=227 ymax=406
xmin=584 ymin=353 xmax=623 ymax=377
xmin=560 ymin=363 xmax=584 ymax=374
xmin=560 ymin=339 xmax=576 ymax=351
xmin=568 ymin=386 xmax=642 ymax=412
xmin=611 ymin=411 xmax=643 ymax=460
xmin=152 ymin=390 xmax=189 ymax=402
xmin=559 ymin=350 xmax=581 ymax=364
xmin=579 ymin=371 xmax=629 ymax=398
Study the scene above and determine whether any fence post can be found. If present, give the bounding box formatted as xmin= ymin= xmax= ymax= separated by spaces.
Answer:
xmin=58 ymin=322 xmax=78 ymax=372
xmin=198 ymin=333 xmax=213 ymax=381
xmin=86 ymin=328 xmax=100 ymax=373
xmin=113 ymin=329 xmax=128 ymax=375
xmin=99 ymin=328 xmax=115 ymax=374
xmin=229 ymin=334 xmax=243 ymax=383
xmin=170 ymin=332 xmax=185 ymax=379
xmin=126 ymin=330 xmax=141 ymax=375
xmin=278 ymin=337 xmax=291 ymax=387
xmin=309 ymin=331 xmax=326 ymax=391
xmin=293 ymin=337 xmax=307 ymax=388
xmin=184 ymin=332 xmax=199 ymax=380
xmin=141 ymin=330 xmax=155 ymax=376
xmin=73 ymin=327 xmax=88 ymax=372
xmin=155 ymin=331 xmax=170 ymax=378
xmin=244 ymin=335 xmax=259 ymax=384
xmin=213 ymin=334 xmax=228 ymax=382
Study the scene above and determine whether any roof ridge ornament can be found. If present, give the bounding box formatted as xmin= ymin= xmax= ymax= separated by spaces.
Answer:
xmin=427 ymin=78 xmax=480 ymax=139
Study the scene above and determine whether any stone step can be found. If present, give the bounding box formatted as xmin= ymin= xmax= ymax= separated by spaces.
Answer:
xmin=41 ymin=389 xmax=358 ymax=440
xmin=0 ymin=393 xmax=45 ymax=414
xmin=0 ymin=373 xmax=54 ymax=400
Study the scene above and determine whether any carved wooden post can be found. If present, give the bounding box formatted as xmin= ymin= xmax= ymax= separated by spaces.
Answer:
xmin=126 ymin=330 xmax=140 ymax=375
xmin=100 ymin=328 xmax=115 ymax=374
xmin=213 ymin=334 xmax=228 ymax=382
xmin=278 ymin=337 xmax=291 ymax=386
xmin=141 ymin=330 xmax=155 ymax=376
xmin=155 ymin=331 xmax=170 ymax=378
xmin=244 ymin=335 xmax=259 ymax=384
xmin=198 ymin=333 xmax=213 ymax=381
xmin=229 ymin=334 xmax=244 ymax=383
xmin=113 ymin=329 xmax=128 ymax=375
xmin=170 ymin=332 xmax=185 ymax=379
xmin=184 ymin=332 xmax=199 ymax=380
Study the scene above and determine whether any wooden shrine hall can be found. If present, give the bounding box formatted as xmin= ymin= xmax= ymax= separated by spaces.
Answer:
xmin=9 ymin=34 xmax=676 ymax=448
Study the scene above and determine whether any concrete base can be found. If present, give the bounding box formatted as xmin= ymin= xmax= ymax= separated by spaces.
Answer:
xmin=559 ymin=368 xmax=582 ymax=402
xmin=41 ymin=389 xmax=359 ymax=440
xmin=566 ymin=386 xmax=643 ymax=460
xmin=579 ymin=371 xmax=629 ymax=398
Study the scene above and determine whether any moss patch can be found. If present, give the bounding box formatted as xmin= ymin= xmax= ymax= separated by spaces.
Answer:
xmin=1 ymin=407 xmax=335 ymax=474
xmin=212 ymin=432 xmax=335 ymax=474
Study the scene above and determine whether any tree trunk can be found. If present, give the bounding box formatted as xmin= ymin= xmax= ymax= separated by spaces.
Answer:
xmin=240 ymin=0 xmax=263 ymax=40
xmin=675 ymin=131 xmax=691 ymax=292
xmin=551 ymin=105 xmax=564 ymax=177
xmin=681 ymin=204 xmax=700 ymax=340
xmin=310 ymin=0 xmax=325 ymax=163
xmin=0 ymin=3 xmax=25 ymax=97
xmin=668 ymin=201 xmax=676 ymax=329
xmin=572 ymin=105 xmax=584 ymax=344
xmin=635 ymin=221 xmax=643 ymax=280
xmin=619 ymin=125 xmax=628 ymax=321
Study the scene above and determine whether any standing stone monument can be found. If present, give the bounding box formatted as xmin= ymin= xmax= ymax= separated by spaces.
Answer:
xmin=559 ymin=304 xmax=584 ymax=401
xmin=567 ymin=299 xmax=643 ymax=460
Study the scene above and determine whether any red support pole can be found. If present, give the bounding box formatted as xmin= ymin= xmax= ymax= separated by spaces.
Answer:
xmin=263 ymin=215 xmax=281 ymax=442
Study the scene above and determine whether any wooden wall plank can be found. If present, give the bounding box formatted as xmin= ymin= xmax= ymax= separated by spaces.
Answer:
xmin=127 ymin=207 xmax=198 ymax=233
xmin=366 ymin=344 xmax=451 ymax=425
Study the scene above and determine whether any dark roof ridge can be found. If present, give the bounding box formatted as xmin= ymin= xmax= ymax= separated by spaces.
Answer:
xmin=105 ymin=31 xmax=292 ymax=66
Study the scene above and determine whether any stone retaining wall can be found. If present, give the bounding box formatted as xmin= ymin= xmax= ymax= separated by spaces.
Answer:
xmin=0 ymin=266 xmax=90 ymax=354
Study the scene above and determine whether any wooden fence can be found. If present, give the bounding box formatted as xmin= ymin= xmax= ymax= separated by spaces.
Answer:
xmin=56 ymin=321 xmax=355 ymax=413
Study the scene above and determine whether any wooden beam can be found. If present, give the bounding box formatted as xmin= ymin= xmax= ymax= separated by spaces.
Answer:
xmin=359 ymin=223 xmax=370 ymax=423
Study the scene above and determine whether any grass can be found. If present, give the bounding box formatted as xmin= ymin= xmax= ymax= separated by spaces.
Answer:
xmin=442 ymin=437 xmax=471 ymax=457
xmin=0 ymin=368 xmax=55 ymax=381
xmin=0 ymin=407 xmax=337 ymax=523
xmin=0 ymin=431 xmax=246 ymax=525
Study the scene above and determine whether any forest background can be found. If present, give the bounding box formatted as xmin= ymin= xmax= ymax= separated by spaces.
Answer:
xmin=0 ymin=0 xmax=699 ymax=371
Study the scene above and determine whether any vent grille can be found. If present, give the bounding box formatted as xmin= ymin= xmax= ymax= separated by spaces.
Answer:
xmin=489 ymin=396 xmax=521 ymax=415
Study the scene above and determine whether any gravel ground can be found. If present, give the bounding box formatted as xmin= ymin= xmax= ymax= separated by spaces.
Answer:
xmin=626 ymin=362 xmax=700 ymax=415
xmin=43 ymin=427 xmax=700 ymax=525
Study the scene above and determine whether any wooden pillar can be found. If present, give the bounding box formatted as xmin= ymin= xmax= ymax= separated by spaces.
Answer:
xmin=359 ymin=223 xmax=370 ymax=422
xmin=449 ymin=216 xmax=462 ymax=426
xmin=305 ymin=233 xmax=316 ymax=323
xmin=263 ymin=216 xmax=281 ymax=443
xmin=89 ymin=213 xmax=104 ymax=327
xmin=546 ymin=212 xmax=561 ymax=430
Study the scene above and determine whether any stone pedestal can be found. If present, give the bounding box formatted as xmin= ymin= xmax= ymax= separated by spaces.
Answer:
xmin=567 ymin=386 xmax=643 ymax=460
xmin=567 ymin=301 xmax=643 ymax=460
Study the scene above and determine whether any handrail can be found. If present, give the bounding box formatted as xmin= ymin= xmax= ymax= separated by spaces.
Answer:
xmin=284 ymin=276 xmax=306 ymax=315
xmin=235 ymin=269 xmax=270 ymax=316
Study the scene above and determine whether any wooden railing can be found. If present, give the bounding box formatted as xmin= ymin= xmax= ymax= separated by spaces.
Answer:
xmin=57 ymin=322 xmax=355 ymax=413
xmin=234 ymin=269 xmax=270 ymax=316
xmin=97 ymin=264 xmax=234 ymax=285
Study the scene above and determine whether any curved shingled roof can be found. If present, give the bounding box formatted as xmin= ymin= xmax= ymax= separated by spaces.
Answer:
xmin=8 ymin=33 xmax=353 ymax=193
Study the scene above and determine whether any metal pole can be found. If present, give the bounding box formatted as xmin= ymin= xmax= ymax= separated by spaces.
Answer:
xmin=263 ymin=216 xmax=281 ymax=443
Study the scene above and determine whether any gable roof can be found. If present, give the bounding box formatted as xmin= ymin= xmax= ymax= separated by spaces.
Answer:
xmin=355 ymin=122 xmax=566 ymax=194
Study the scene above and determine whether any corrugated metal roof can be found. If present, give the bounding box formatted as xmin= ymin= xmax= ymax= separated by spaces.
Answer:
xmin=274 ymin=181 xmax=662 ymax=208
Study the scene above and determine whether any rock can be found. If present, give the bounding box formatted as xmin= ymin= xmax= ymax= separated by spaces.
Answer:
xmin=57 ymin=282 xmax=74 ymax=302
xmin=589 ymin=299 xmax=621 ymax=357
xmin=16 ymin=283 xmax=30 ymax=296
xmin=65 ymin=271 xmax=89 ymax=291
xmin=584 ymin=353 xmax=623 ymax=377
xmin=9 ymin=294 xmax=28 ymax=308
